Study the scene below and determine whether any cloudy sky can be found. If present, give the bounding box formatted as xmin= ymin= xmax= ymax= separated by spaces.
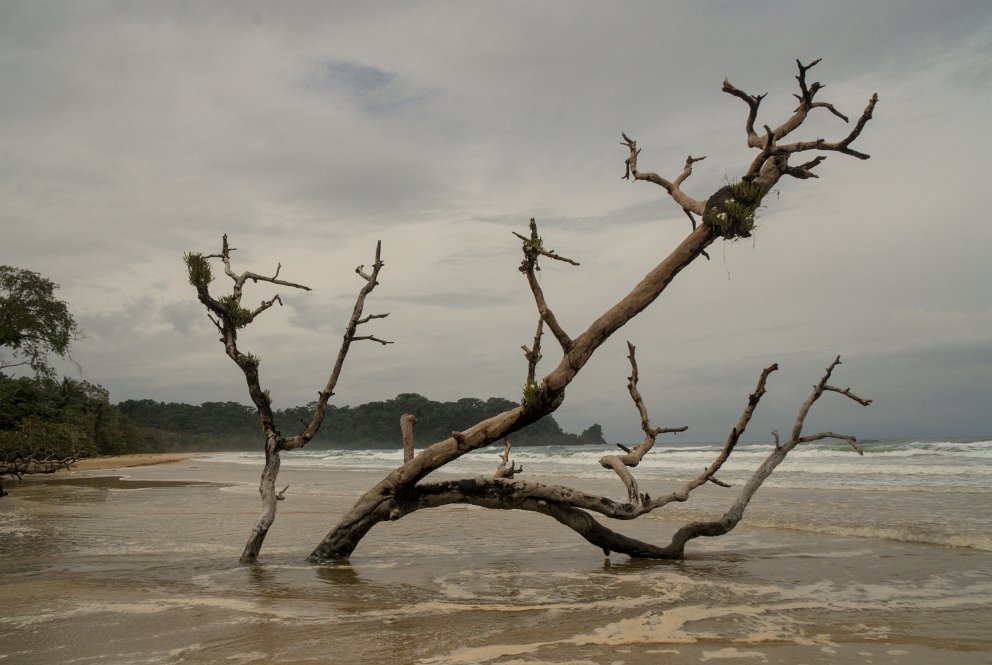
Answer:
xmin=2 ymin=1 xmax=989 ymax=443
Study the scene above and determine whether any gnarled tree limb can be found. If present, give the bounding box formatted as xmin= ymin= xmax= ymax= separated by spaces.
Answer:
xmin=294 ymin=62 xmax=879 ymax=563
xmin=599 ymin=342 xmax=687 ymax=503
xmin=724 ymin=59 xmax=878 ymax=183
xmin=186 ymin=237 xmax=388 ymax=563
xmin=515 ymin=218 xmax=577 ymax=352
xmin=621 ymin=133 xmax=707 ymax=216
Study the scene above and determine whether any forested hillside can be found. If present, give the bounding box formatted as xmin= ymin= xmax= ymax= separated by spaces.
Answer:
xmin=0 ymin=374 xmax=169 ymax=474
xmin=119 ymin=393 xmax=606 ymax=449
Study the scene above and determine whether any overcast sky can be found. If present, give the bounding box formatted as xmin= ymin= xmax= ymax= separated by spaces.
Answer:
xmin=2 ymin=1 xmax=989 ymax=443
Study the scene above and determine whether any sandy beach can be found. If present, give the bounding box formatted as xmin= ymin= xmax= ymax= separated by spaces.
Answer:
xmin=2 ymin=453 xmax=991 ymax=664
xmin=56 ymin=452 xmax=199 ymax=472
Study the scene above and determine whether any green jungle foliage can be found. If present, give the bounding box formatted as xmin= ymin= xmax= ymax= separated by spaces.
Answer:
xmin=119 ymin=393 xmax=607 ymax=450
xmin=0 ymin=374 xmax=156 ymax=473
xmin=0 ymin=265 xmax=78 ymax=377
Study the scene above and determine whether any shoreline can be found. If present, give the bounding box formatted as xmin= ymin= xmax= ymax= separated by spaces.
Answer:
xmin=3 ymin=452 xmax=990 ymax=663
xmin=61 ymin=452 xmax=198 ymax=473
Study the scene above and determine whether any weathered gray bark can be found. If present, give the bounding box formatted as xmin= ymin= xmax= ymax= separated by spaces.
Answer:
xmin=313 ymin=358 xmax=868 ymax=560
xmin=599 ymin=342 xmax=688 ymax=502
xmin=493 ymin=440 xmax=521 ymax=479
xmin=307 ymin=60 xmax=877 ymax=563
xmin=186 ymin=237 xmax=389 ymax=563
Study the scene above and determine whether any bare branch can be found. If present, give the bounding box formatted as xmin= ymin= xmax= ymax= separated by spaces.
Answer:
xmin=640 ymin=363 xmax=777 ymax=509
xmin=721 ymin=78 xmax=768 ymax=148
xmin=512 ymin=218 xmax=580 ymax=267
xmin=621 ymin=133 xmax=707 ymax=215
xmin=517 ymin=218 xmax=574 ymax=351
xmin=493 ymin=439 xmax=522 ymax=479
xmin=785 ymin=358 xmax=873 ymax=450
xmin=599 ymin=342 xmax=687 ymax=503
xmin=242 ymin=270 xmax=311 ymax=292
xmin=250 ymin=294 xmax=284 ymax=319
xmin=521 ymin=318 xmax=544 ymax=386
xmin=797 ymin=431 xmax=864 ymax=455
xmin=673 ymin=154 xmax=707 ymax=188
xmin=774 ymin=93 xmax=878 ymax=160
xmin=356 ymin=313 xmax=390 ymax=325
xmin=281 ymin=241 xmax=388 ymax=453
xmin=810 ymin=101 xmax=849 ymax=123
xmin=351 ymin=335 xmax=393 ymax=346
xmin=783 ymin=155 xmax=827 ymax=180
xmin=824 ymin=383 xmax=873 ymax=406
xmin=724 ymin=60 xmax=878 ymax=186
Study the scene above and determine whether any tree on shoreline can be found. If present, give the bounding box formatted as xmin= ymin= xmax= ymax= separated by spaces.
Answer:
xmin=1 ymin=266 xmax=79 ymax=377
xmin=1 ymin=268 xmax=91 ymax=494
xmin=189 ymin=60 xmax=877 ymax=563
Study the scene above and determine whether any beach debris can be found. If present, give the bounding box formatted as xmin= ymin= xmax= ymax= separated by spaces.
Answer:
xmin=493 ymin=440 xmax=522 ymax=479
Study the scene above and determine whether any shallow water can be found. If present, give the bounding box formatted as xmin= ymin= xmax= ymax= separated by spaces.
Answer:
xmin=2 ymin=459 xmax=991 ymax=664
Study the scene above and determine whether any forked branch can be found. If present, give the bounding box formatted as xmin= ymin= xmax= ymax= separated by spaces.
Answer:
xmin=621 ymin=133 xmax=707 ymax=216
xmin=186 ymin=236 xmax=389 ymax=563
xmin=723 ymin=59 xmax=878 ymax=183
xmin=493 ymin=440 xmax=522 ymax=479
xmin=521 ymin=319 xmax=545 ymax=387
xmin=659 ymin=356 xmax=871 ymax=556
xmin=599 ymin=342 xmax=687 ymax=503
xmin=385 ymin=357 xmax=868 ymax=560
xmin=515 ymin=218 xmax=577 ymax=352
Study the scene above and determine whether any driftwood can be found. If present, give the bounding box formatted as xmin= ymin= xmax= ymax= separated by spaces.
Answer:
xmin=493 ymin=440 xmax=522 ymax=479
xmin=1 ymin=451 xmax=86 ymax=479
xmin=303 ymin=60 xmax=877 ymax=563
xmin=400 ymin=413 xmax=417 ymax=463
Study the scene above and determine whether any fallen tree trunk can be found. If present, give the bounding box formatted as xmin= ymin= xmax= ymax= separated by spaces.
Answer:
xmin=308 ymin=60 xmax=877 ymax=563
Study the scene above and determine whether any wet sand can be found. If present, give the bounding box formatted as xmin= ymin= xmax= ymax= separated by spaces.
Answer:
xmin=56 ymin=452 xmax=199 ymax=473
xmin=2 ymin=458 xmax=990 ymax=664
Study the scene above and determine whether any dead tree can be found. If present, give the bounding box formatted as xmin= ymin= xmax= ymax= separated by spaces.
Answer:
xmin=304 ymin=59 xmax=877 ymax=562
xmin=185 ymin=235 xmax=389 ymax=563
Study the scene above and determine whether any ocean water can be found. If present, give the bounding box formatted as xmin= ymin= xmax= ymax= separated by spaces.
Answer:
xmin=212 ymin=438 xmax=992 ymax=552
xmin=212 ymin=438 xmax=992 ymax=491
xmin=1 ymin=440 xmax=990 ymax=664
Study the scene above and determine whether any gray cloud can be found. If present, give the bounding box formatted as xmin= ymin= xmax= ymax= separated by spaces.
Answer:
xmin=2 ymin=1 xmax=990 ymax=441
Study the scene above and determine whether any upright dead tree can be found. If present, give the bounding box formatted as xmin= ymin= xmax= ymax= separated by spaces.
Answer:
xmin=303 ymin=59 xmax=877 ymax=562
xmin=185 ymin=235 xmax=389 ymax=563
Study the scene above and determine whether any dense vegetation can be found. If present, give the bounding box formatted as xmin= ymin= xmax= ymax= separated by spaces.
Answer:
xmin=119 ymin=393 xmax=606 ymax=449
xmin=0 ymin=374 xmax=161 ymax=474
xmin=0 ymin=266 xmax=78 ymax=377
xmin=1 ymin=373 xmax=605 ymax=476
xmin=1 ymin=266 xmax=156 ymax=475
